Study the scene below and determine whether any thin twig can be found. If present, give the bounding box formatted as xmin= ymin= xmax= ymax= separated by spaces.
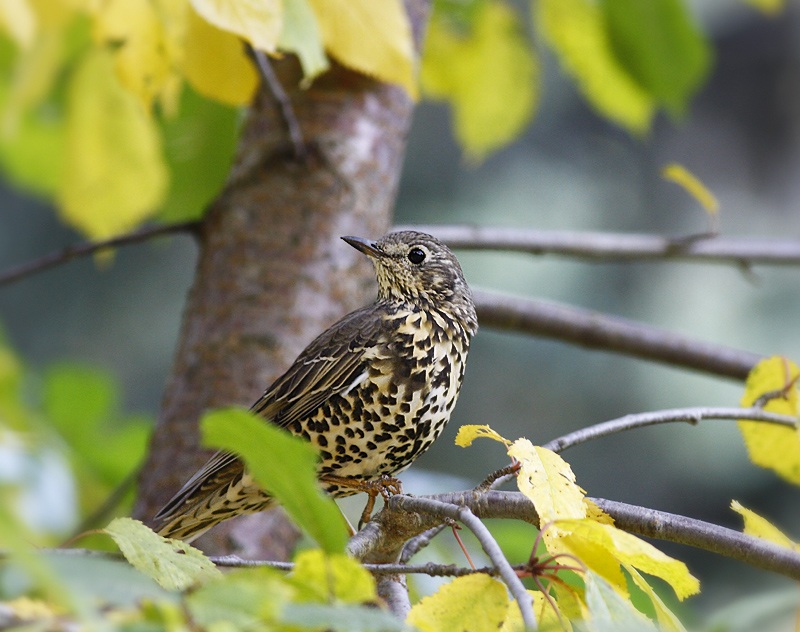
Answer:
xmin=397 ymin=224 xmax=800 ymax=266
xmin=391 ymin=495 xmax=537 ymax=631
xmin=250 ymin=48 xmax=307 ymax=164
xmin=0 ymin=547 xmax=533 ymax=579
xmin=400 ymin=525 xmax=448 ymax=563
xmin=0 ymin=221 xmax=200 ymax=288
xmin=473 ymin=288 xmax=761 ymax=380
xmin=543 ymin=406 xmax=798 ymax=453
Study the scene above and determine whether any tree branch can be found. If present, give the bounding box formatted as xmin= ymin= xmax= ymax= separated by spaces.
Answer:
xmin=591 ymin=497 xmax=800 ymax=580
xmin=390 ymin=495 xmax=537 ymax=631
xmin=398 ymin=224 xmax=800 ymax=266
xmin=543 ymin=406 xmax=797 ymax=453
xmin=474 ymin=289 xmax=761 ymax=380
xmin=429 ymin=492 xmax=800 ymax=581
xmin=249 ymin=48 xmax=307 ymax=164
xmin=0 ymin=221 xmax=200 ymax=288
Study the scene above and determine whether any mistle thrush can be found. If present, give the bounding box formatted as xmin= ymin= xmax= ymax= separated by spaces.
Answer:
xmin=154 ymin=230 xmax=478 ymax=542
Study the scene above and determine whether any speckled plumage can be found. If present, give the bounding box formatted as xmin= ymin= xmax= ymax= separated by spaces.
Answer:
xmin=154 ymin=231 xmax=478 ymax=542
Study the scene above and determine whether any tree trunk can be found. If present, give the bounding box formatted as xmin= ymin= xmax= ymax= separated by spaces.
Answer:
xmin=134 ymin=2 xmax=429 ymax=557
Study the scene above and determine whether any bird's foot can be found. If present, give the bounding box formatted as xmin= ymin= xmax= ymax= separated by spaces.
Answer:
xmin=320 ymin=474 xmax=403 ymax=529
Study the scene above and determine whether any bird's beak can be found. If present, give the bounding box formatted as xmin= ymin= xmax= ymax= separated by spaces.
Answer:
xmin=342 ymin=235 xmax=384 ymax=258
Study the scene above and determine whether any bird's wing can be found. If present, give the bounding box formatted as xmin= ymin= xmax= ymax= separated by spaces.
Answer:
xmin=153 ymin=450 xmax=241 ymax=522
xmin=251 ymin=303 xmax=389 ymax=427
xmin=154 ymin=303 xmax=390 ymax=525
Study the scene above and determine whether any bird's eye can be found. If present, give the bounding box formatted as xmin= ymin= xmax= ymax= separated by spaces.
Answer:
xmin=407 ymin=247 xmax=426 ymax=264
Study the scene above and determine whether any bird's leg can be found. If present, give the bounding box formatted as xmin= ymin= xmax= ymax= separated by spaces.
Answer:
xmin=320 ymin=474 xmax=403 ymax=529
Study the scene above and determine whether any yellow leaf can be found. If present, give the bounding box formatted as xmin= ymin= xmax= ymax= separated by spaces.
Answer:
xmin=508 ymin=440 xmax=587 ymax=527
xmin=2 ymin=597 xmax=61 ymax=623
xmin=552 ymin=523 xmax=628 ymax=597
xmin=661 ymin=163 xmax=719 ymax=214
xmin=307 ymin=0 xmax=416 ymax=98
xmin=738 ymin=356 xmax=800 ymax=483
xmin=537 ymin=0 xmax=654 ymax=134
xmin=290 ymin=550 xmax=376 ymax=604
xmin=559 ymin=520 xmax=700 ymax=601
xmin=500 ymin=589 xmax=570 ymax=631
xmin=552 ymin=581 xmax=586 ymax=622
xmin=190 ymin=0 xmax=282 ymax=52
xmin=59 ymin=49 xmax=168 ymax=239
xmin=421 ymin=0 xmax=539 ymax=161
xmin=407 ymin=574 xmax=509 ymax=632
xmin=27 ymin=0 xmax=77 ymax=31
xmin=731 ymin=500 xmax=797 ymax=550
xmin=455 ymin=424 xmax=510 ymax=448
xmin=0 ymin=0 xmax=36 ymax=49
xmin=93 ymin=0 xmax=179 ymax=110
xmin=182 ymin=3 xmax=259 ymax=106
xmin=626 ymin=565 xmax=687 ymax=632
xmin=1 ymin=27 xmax=63 ymax=137
xmin=585 ymin=499 xmax=615 ymax=525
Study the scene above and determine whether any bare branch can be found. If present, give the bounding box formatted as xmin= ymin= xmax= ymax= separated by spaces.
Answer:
xmin=249 ymin=48 xmax=308 ymax=164
xmin=543 ymin=407 xmax=797 ymax=453
xmin=400 ymin=525 xmax=448 ymax=563
xmin=474 ymin=289 xmax=761 ymax=380
xmin=0 ymin=221 xmax=200 ymax=288
xmin=391 ymin=495 xmax=537 ymax=630
xmin=431 ymin=491 xmax=800 ymax=581
xmin=376 ymin=573 xmax=411 ymax=620
xmin=398 ymin=224 xmax=800 ymax=266
xmin=593 ymin=497 xmax=800 ymax=580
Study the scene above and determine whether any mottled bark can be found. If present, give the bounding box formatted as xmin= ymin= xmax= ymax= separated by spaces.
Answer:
xmin=134 ymin=2 xmax=430 ymax=557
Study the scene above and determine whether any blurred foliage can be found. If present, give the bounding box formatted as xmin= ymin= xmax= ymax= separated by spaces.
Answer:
xmin=202 ymin=408 xmax=350 ymax=553
xmin=0 ymin=0 xmax=782 ymax=239
xmin=0 ymin=331 xmax=149 ymax=542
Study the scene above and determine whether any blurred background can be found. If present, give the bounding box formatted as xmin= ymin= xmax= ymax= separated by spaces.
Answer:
xmin=1 ymin=0 xmax=799 ymax=624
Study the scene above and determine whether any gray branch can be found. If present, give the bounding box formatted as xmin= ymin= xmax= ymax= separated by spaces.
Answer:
xmin=398 ymin=224 xmax=800 ymax=266
xmin=427 ymin=492 xmax=800 ymax=581
xmin=473 ymin=289 xmax=761 ymax=380
xmin=543 ymin=406 xmax=798 ymax=453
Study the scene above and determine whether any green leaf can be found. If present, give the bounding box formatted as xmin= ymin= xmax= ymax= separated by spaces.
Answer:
xmin=43 ymin=363 xmax=149 ymax=486
xmin=0 ymin=503 xmax=82 ymax=613
xmin=279 ymin=0 xmax=329 ymax=81
xmin=602 ymin=0 xmax=711 ymax=117
xmin=289 ymin=550 xmax=376 ymax=604
xmin=44 ymin=552 xmax=177 ymax=608
xmin=537 ymin=0 xmax=654 ymax=134
xmin=201 ymin=408 xmax=349 ymax=553
xmin=584 ymin=571 xmax=657 ymax=632
xmin=282 ymin=603 xmax=410 ymax=631
xmin=158 ymin=84 xmax=240 ymax=223
xmin=422 ymin=0 xmax=539 ymax=160
xmin=104 ymin=517 xmax=221 ymax=591
xmin=44 ymin=363 xmax=116 ymax=437
xmin=187 ymin=567 xmax=291 ymax=628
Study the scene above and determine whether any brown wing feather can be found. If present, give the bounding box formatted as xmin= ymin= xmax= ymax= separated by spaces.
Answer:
xmin=155 ymin=303 xmax=389 ymax=527
xmin=251 ymin=303 xmax=388 ymax=426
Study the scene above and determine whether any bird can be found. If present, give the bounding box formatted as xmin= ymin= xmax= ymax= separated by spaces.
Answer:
xmin=153 ymin=230 xmax=478 ymax=542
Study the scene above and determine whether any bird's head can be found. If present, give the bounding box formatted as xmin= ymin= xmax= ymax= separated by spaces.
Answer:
xmin=342 ymin=231 xmax=477 ymax=334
